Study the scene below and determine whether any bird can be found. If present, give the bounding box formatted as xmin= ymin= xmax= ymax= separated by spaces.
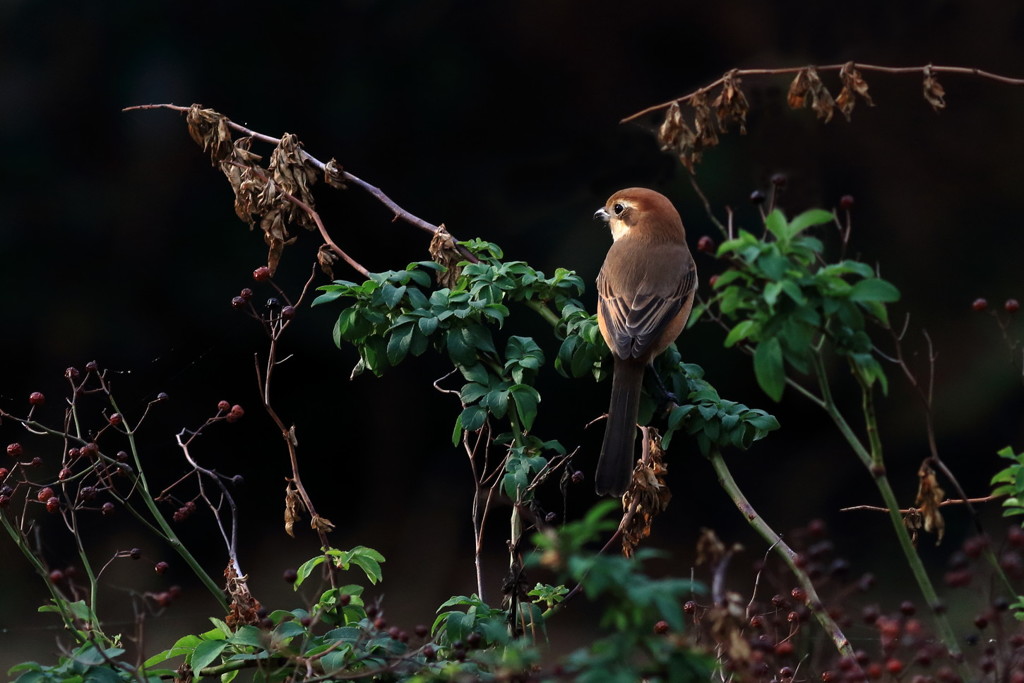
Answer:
xmin=593 ymin=188 xmax=697 ymax=497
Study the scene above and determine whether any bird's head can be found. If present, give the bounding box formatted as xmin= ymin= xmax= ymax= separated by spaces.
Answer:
xmin=594 ymin=187 xmax=685 ymax=243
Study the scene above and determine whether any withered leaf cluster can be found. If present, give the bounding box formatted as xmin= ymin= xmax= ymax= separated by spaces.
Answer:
xmin=428 ymin=224 xmax=462 ymax=288
xmin=923 ymin=66 xmax=947 ymax=111
xmin=788 ymin=63 xmax=876 ymax=123
xmin=657 ymin=71 xmax=749 ymax=172
xmin=223 ymin=563 xmax=262 ymax=628
xmin=621 ymin=427 xmax=673 ymax=557
xmin=185 ymin=104 xmax=333 ymax=274
xmin=912 ymin=462 xmax=946 ymax=544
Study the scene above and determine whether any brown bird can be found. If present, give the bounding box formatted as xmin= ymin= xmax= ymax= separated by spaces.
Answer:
xmin=593 ymin=188 xmax=697 ymax=497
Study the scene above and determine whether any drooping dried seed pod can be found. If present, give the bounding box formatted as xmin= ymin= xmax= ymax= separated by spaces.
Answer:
xmin=923 ymin=65 xmax=947 ymax=111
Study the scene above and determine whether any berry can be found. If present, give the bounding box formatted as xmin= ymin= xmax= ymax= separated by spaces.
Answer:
xmin=866 ymin=662 xmax=882 ymax=679
xmin=571 ymin=470 xmax=584 ymax=485
xmin=387 ymin=626 xmax=401 ymax=640
xmin=300 ymin=616 xmax=312 ymax=627
xmin=683 ymin=600 xmax=696 ymax=614
xmin=862 ymin=605 xmax=879 ymax=624
xmin=7 ymin=443 xmax=23 ymax=457
xmin=779 ymin=666 xmax=794 ymax=680
xmin=885 ymin=658 xmax=903 ymax=675
xmin=414 ymin=624 xmax=429 ymax=638
xmin=373 ymin=616 xmax=386 ymax=630
xmin=974 ymin=614 xmax=989 ymax=629
xmin=217 ymin=400 xmax=231 ymax=412
xmin=29 ymin=456 xmax=42 ymax=468
xmin=85 ymin=361 xmax=98 ymax=373
xmin=231 ymin=475 xmax=244 ymax=486
xmin=708 ymin=274 xmax=719 ymax=287
xmin=101 ymin=502 xmax=115 ymax=515
xmin=900 ymin=600 xmax=916 ymax=616
xmin=81 ymin=442 xmax=99 ymax=458
xmin=130 ymin=548 xmax=142 ymax=560
xmin=1009 ymin=526 xmax=1024 ymax=547
xmin=154 ymin=561 xmax=169 ymax=575
xmin=253 ymin=266 xmax=271 ymax=281
xmin=652 ymin=619 xmax=670 ymax=634
xmin=65 ymin=367 xmax=80 ymax=379
xmin=465 ymin=632 xmax=481 ymax=648
xmin=265 ymin=297 xmax=280 ymax=310
xmin=156 ymin=392 xmax=169 ymax=402
xmin=0 ymin=495 xmax=9 ymax=508
xmin=281 ymin=305 xmax=296 ymax=320
xmin=338 ymin=593 xmax=351 ymax=606
xmin=116 ymin=451 xmax=128 ymax=462
xmin=771 ymin=594 xmax=789 ymax=608
xmin=774 ymin=640 xmax=794 ymax=657
xmin=108 ymin=413 xmax=122 ymax=426
xmin=283 ymin=568 xmax=298 ymax=583
xmin=422 ymin=645 xmax=436 ymax=661
xmin=696 ymin=235 xmax=716 ymax=253
xmin=544 ymin=511 xmax=556 ymax=523
xmin=46 ymin=497 xmax=60 ymax=513
xmin=807 ymin=518 xmax=827 ymax=537
xmin=0 ymin=468 xmax=7 ymax=480
xmin=1006 ymin=298 xmax=1020 ymax=313
xmin=770 ymin=172 xmax=787 ymax=188
xmin=29 ymin=391 xmax=45 ymax=406
xmin=790 ymin=587 xmax=807 ymax=603
xmin=49 ymin=569 xmax=64 ymax=583
xmin=37 ymin=487 xmax=55 ymax=502
xmin=972 ymin=298 xmax=989 ymax=312
xmin=839 ymin=195 xmax=855 ymax=210
xmin=239 ymin=288 xmax=253 ymax=300
xmin=749 ymin=189 xmax=766 ymax=205
xmin=231 ymin=296 xmax=246 ymax=309
xmin=80 ymin=486 xmax=97 ymax=501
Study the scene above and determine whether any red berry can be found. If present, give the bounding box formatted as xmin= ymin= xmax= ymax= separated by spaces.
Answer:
xmin=972 ymin=297 xmax=989 ymax=312
xmin=37 ymin=487 xmax=55 ymax=502
xmin=217 ymin=400 xmax=231 ymax=412
xmin=387 ymin=625 xmax=401 ymax=640
xmin=1006 ymin=299 xmax=1020 ymax=313
xmin=866 ymin=662 xmax=882 ymax=679
xmin=774 ymin=640 xmax=794 ymax=657
xmin=885 ymin=658 xmax=903 ymax=675
xmin=29 ymin=391 xmax=45 ymax=406
xmin=65 ymin=367 xmax=80 ymax=379
xmin=58 ymin=468 xmax=71 ymax=480
xmin=239 ymin=288 xmax=253 ymax=300
xmin=790 ymin=587 xmax=807 ymax=603
xmin=108 ymin=413 xmax=122 ymax=426
xmin=49 ymin=569 xmax=64 ymax=583
xmin=974 ymin=614 xmax=989 ymax=629
xmin=423 ymin=645 xmax=436 ymax=661
xmin=708 ymin=274 xmax=720 ymax=287
xmin=46 ymin=497 xmax=60 ymax=513
xmin=85 ymin=361 xmax=98 ymax=373
xmin=697 ymin=235 xmax=716 ymax=253
xmin=839 ymin=195 xmax=855 ymax=210
xmin=29 ymin=456 xmax=42 ymax=467
xmin=962 ymin=535 xmax=987 ymax=558
xmin=338 ymin=593 xmax=351 ymax=606
xmin=653 ymin=620 xmax=669 ymax=634
xmin=253 ymin=266 xmax=272 ymax=281
xmin=7 ymin=443 xmax=23 ymax=457
xmin=0 ymin=468 xmax=7 ymax=480
xmin=683 ymin=600 xmax=696 ymax=614
xmin=81 ymin=442 xmax=99 ymax=458
xmin=373 ymin=616 xmax=386 ymax=630
xmin=154 ymin=561 xmax=169 ymax=575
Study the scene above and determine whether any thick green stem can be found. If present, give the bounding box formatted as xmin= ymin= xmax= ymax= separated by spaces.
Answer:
xmin=810 ymin=354 xmax=964 ymax=662
xmin=709 ymin=449 xmax=856 ymax=661
xmin=523 ymin=299 xmax=561 ymax=328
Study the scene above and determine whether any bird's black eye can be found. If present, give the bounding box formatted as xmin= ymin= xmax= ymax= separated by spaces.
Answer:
xmin=613 ymin=202 xmax=625 ymax=215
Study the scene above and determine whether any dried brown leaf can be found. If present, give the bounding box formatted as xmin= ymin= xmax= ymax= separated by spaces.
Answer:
xmin=836 ymin=62 xmax=874 ymax=122
xmin=712 ymin=70 xmax=749 ymax=134
xmin=621 ymin=427 xmax=672 ymax=557
xmin=224 ymin=563 xmax=262 ymax=628
xmin=429 ymin=224 xmax=462 ymax=288
xmin=269 ymin=133 xmax=319 ymax=230
xmin=284 ymin=481 xmax=302 ymax=538
xmin=186 ymin=104 xmax=233 ymax=164
xmin=695 ymin=527 xmax=726 ymax=566
xmin=324 ymin=158 xmax=347 ymax=189
xmin=915 ymin=463 xmax=945 ymax=544
xmin=691 ymin=91 xmax=719 ymax=149
xmin=787 ymin=69 xmax=811 ymax=109
xmin=923 ymin=66 xmax=947 ymax=111
xmin=807 ymin=68 xmax=836 ymax=122
xmin=317 ymin=243 xmax=339 ymax=280
xmin=708 ymin=592 xmax=751 ymax=666
xmin=311 ymin=514 xmax=336 ymax=533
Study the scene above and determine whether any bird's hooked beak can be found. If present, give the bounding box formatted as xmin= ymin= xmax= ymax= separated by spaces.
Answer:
xmin=594 ymin=206 xmax=610 ymax=222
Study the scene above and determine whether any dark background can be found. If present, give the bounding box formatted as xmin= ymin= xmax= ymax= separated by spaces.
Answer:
xmin=2 ymin=0 xmax=1024 ymax=670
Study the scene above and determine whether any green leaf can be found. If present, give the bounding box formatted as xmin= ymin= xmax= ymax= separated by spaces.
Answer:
xmin=190 ymin=640 xmax=227 ymax=674
xmin=724 ymin=320 xmax=757 ymax=348
xmin=753 ymin=337 xmax=785 ymax=401
xmin=786 ymin=209 xmax=835 ymax=238
xmin=849 ymin=278 xmax=900 ymax=303
xmin=510 ymin=385 xmax=541 ymax=431
xmin=763 ymin=209 xmax=787 ymax=240
xmin=228 ymin=625 xmax=265 ymax=648
xmin=460 ymin=405 xmax=487 ymax=432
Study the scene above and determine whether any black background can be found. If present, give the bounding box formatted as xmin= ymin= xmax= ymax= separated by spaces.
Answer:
xmin=2 ymin=0 xmax=1024 ymax=670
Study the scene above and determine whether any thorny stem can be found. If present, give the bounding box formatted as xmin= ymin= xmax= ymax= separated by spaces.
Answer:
xmin=621 ymin=62 xmax=1024 ymax=123
xmin=707 ymin=449 xmax=856 ymax=662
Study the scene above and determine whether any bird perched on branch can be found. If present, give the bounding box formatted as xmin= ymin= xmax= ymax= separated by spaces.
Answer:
xmin=593 ymin=188 xmax=697 ymax=497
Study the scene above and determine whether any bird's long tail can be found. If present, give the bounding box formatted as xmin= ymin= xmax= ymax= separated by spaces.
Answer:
xmin=595 ymin=358 xmax=645 ymax=497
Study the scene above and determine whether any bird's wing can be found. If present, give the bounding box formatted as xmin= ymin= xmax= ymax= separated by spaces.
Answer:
xmin=597 ymin=245 xmax=696 ymax=360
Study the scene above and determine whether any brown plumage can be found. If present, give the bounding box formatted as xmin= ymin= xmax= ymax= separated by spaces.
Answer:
xmin=593 ymin=188 xmax=697 ymax=497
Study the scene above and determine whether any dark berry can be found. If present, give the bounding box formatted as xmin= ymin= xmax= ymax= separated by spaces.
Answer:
xmin=387 ymin=626 xmax=401 ymax=640
xmin=571 ymin=470 xmax=584 ymax=484
xmin=1006 ymin=299 xmax=1020 ymax=313
xmin=749 ymin=189 xmax=766 ymax=205
xmin=466 ymin=632 xmax=481 ymax=648
xmin=231 ymin=296 xmax=246 ymax=309
xmin=423 ymin=645 xmax=436 ymax=661
xmin=974 ymin=614 xmax=989 ymax=629
xmin=7 ymin=443 xmax=23 ymax=457
xmin=900 ymin=600 xmax=916 ymax=616
xmin=779 ymin=666 xmax=794 ymax=680
xmin=0 ymin=495 xmax=9 ymax=508
xmin=283 ymin=568 xmax=298 ymax=583
xmin=790 ymin=587 xmax=807 ymax=603
xmin=839 ymin=195 xmax=855 ymax=210
xmin=154 ymin=561 xmax=169 ymax=575
xmin=544 ymin=511 xmax=556 ymax=523
xmin=65 ymin=367 xmax=80 ymax=379
xmin=253 ymin=266 xmax=272 ymax=281
xmin=80 ymin=486 xmax=97 ymax=501
xmin=338 ymin=593 xmax=351 ymax=606
xmin=857 ymin=573 xmax=875 ymax=591
xmin=300 ymin=616 xmax=312 ymax=627
xmin=85 ymin=361 xmax=98 ymax=373
xmin=240 ymin=288 xmax=253 ymax=300
xmin=281 ymin=305 xmax=296 ymax=320
xmin=807 ymin=518 xmax=826 ymax=537
xmin=972 ymin=298 xmax=989 ymax=312
xmin=683 ymin=600 xmax=696 ymax=614
xmin=373 ymin=616 xmax=386 ymax=630
xmin=265 ymin=297 xmax=280 ymax=310
xmin=101 ymin=502 xmax=115 ymax=515
xmin=29 ymin=456 xmax=42 ymax=468
xmin=130 ymin=548 xmax=142 ymax=560
xmin=770 ymin=172 xmax=787 ymax=188
xmin=696 ymin=235 xmax=715 ymax=253
xmin=116 ymin=451 xmax=128 ymax=462
xmin=29 ymin=391 xmax=45 ymax=406
xmin=862 ymin=605 xmax=880 ymax=624
xmin=653 ymin=619 xmax=669 ymax=634
xmin=775 ymin=640 xmax=794 ymax=657
xmin=156 ymin=392 xmax=169 ymax=402
xmin=414 ymin=624 xmax=428 ymax=638
xmin=231 ymin=475 xmax=244 ymax=486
